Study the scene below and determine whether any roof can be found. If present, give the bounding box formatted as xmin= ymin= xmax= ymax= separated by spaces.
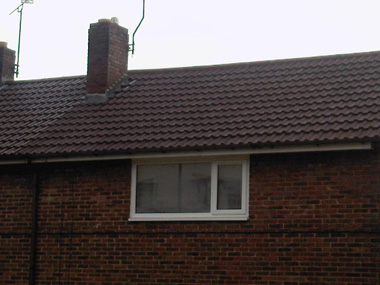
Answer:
xmin=1 ymin=51 xmax=380 ymax=159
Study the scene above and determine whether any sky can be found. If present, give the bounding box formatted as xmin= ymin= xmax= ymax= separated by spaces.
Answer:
xmin=1 ymin=0 xmax=380 ymax=80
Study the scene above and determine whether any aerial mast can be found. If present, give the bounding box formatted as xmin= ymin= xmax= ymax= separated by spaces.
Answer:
xmin=129 ymin=0 xmax=145 ymax=55
xmin=10 ymin=0 xmax=34 ymax=78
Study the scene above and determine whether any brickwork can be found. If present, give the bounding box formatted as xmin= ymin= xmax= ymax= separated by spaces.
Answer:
xmin=34 ymin=233 xmax=379 ymax=284
xmin=0 ymin=171 xmax=33 ymax=234
xmin=0 ymin=150 xmax=379 ymax=284
xmin=0 ymin=167 xmax=33 ymax=283
xmin=250 ymin=150 xmax=380 ymax=233
xmin=0 ymin=235 xmax=31 ymax=283
xmin=38 ymin=160 xmax=130 ymax=234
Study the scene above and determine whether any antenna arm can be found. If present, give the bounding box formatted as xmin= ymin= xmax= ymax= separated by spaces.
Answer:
xmin=10 ymin=3 xmax=24 ymax=15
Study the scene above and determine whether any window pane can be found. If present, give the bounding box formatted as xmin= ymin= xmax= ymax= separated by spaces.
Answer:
xmin=136 ymin=164 xmax=179 ymax=213
xmin=217 ymin=164 xmax=242 ymax=210
xmin=136 ymin=163 xmax=211 ymax=213
xmin=180 ymin=163 xmax=211 ymax=213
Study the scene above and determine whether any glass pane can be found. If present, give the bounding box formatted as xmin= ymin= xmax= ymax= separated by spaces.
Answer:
xmin=180 ymin=163 xmax=211 ymax=213
xmin=136 ymin=164 xmax=179 ymax=213
xmin=136 ymin=163 xmax=211 ymax=213
xmin=217 ymin=164 xmax=242 ymax=210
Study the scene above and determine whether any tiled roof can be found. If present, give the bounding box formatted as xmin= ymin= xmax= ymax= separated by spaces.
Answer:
xmin=1 ymin=51 xmax=380 ymax=158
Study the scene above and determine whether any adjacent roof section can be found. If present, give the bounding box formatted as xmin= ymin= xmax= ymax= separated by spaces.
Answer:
xmin=1 ymin=51 xmax=380 ymax=159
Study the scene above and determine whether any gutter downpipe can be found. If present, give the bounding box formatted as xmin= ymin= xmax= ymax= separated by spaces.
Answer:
xmin=29 ymin=170 xmax=40 ymax=285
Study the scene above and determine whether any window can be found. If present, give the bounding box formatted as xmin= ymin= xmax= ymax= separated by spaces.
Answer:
xmin=130 ymin=158 xmax=249 ymax=221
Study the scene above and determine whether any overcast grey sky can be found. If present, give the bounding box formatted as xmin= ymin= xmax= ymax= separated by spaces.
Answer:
xmin=1 ymin=0 xmax=380 ymax=80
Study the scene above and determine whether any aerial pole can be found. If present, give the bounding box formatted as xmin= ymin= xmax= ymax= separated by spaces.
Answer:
xmin=129 ymin=0 xmax=145 ymax=55
xmin=10 ymin=0 xmax=34 ymax=78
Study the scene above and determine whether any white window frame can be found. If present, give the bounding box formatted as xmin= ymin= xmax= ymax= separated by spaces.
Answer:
xmin=129 ymin=157 xmax=249 ymax=221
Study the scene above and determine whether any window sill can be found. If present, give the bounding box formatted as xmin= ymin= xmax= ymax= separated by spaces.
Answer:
xmin=128 ymin=214 xmax=249 ymax=222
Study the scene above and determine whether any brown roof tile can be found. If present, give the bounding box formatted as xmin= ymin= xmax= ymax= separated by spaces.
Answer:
xmin=1 ymin=51 xmax=380 ymax=158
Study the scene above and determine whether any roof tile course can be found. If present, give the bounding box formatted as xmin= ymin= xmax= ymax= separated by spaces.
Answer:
xmin=1 ymin=52 xmax=380 ymax=158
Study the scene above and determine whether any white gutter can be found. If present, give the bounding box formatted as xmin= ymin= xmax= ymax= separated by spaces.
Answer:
xmin=27 ymin=142 xmax=372 ymax=164
xmin=0 ymin=159 xmax=28 ymax=165
xmin=0 ymin=143 xmax=372 ymax=165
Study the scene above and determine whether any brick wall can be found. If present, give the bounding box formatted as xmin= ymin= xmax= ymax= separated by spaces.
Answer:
xmin=1 ymin=149 xmax=379 ymax=284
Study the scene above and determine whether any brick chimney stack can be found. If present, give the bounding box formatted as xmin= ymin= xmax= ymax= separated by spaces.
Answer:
xmin=0 ymin=42 xmax=15 ymax=84
xmin=86 ymin=18 xmax=129 ymax=95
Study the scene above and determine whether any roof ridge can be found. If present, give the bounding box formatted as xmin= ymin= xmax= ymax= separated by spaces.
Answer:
xmin=9 ymin=75 xmax=86 ymax=84
xmin=128 ymin=50 xmax=380 ymax=74
xmin=4 ymin=50 xmax=380 ymax=83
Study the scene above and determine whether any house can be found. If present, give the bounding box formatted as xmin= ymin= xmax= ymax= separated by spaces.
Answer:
xmin=0 ymin=18 xmax=379 ymax=284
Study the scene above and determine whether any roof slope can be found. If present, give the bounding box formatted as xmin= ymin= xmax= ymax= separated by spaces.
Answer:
xmin=1 ymin=52 xmax=380 ymax=158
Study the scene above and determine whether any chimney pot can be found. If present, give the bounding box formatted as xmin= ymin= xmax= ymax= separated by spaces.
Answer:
xmin=111 ymin=17 xmax=119 ymax=24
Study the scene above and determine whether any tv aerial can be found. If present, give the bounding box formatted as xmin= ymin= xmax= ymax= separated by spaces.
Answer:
xmin=10 ymin=0 xmax=34 ymax=78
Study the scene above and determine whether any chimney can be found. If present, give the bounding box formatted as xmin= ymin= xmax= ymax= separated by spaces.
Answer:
xmin=0 ymin=42 xmax=15 ymax=84
xmin=86 ymin=18 xmax=129 ymax=95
